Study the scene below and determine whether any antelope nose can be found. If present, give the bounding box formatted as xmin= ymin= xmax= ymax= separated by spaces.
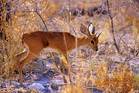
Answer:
xmin=96 ymin=48 xmax=98 ymax=51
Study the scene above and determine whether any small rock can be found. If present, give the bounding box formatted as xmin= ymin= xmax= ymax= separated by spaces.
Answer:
xmin=93 ymin=91 xmax=104 ymax=93
xmin=28 ymin=83 xmax=45 ymax=91
xmin=129 ymin=58 xmax=139 ymax=66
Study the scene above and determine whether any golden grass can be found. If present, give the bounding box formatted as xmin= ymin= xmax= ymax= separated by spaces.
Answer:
xmin=59 ymin=60 xmax=138 ymax=93
xmin=0 ymin=0 xmax=139 ymax=93
xmin=92 ymin=62 xmax=137 ymax=92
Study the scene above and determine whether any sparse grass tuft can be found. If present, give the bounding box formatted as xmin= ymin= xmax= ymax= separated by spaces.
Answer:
xmin=90 ymin=61 xmax=138 ymax=93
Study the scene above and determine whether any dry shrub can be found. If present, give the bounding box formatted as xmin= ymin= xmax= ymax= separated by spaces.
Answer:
xmin=92 ymin=61 xmax=137 ymax=93
xmin=59 ymin=84 xmax=84 ymax=93
xmin=0 ymin=27 xmax=22 ymax=79
xmin=59 ymin=61 xmax=85 ymax=93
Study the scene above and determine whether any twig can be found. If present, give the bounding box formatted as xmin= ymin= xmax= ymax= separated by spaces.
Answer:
xmin=106 ymin=0 xmax=120 ymax=54
xmin=35 ymin=11 xmax=48 ymax=31
xmin=91 ymin=0 xmax=107 ymax=21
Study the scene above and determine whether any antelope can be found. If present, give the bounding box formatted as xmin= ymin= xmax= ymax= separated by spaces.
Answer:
xmin=13 ymin=23 xmax=101 ymax=86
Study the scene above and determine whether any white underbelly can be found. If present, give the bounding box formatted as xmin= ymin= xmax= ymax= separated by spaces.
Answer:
xmin=43 ymin=48 xmax=60 ymax=53
xmin=38 ymin=48 xmax=61 ymax=59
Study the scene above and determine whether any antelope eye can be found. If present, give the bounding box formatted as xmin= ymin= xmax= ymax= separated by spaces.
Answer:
xmin=91 ymin=40 xmax=94 ymax=44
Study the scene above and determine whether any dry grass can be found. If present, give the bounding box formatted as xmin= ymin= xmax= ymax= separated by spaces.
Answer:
xmin=92 ymin=62 xmax=137 ymax=92
xmin=59 ymin=60 xmax=138 ymax=93
xmin=0 ymin=0 xmax=139 ymax=93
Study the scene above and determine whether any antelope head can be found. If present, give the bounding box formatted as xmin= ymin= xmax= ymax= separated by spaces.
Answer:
xmin=80 ymin=23 xmax=101 ymax=51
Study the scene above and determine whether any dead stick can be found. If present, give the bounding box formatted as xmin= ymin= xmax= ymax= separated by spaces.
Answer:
xmin=106 ymin=0 xmax=120 ymax=53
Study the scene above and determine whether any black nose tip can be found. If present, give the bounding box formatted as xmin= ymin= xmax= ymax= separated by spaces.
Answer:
xmin=96 ymin=48 xmax=98 ymax=51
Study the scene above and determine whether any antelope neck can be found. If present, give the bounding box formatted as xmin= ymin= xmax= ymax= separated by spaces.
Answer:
xmin=76 ymin=36 xmax=89 ymax=47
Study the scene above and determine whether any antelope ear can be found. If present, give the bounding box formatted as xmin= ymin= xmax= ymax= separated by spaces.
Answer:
xmin=80 ymin=23 xmax=91 ymax=36
xmin=88 ymin=23 xmax=95 ymax=34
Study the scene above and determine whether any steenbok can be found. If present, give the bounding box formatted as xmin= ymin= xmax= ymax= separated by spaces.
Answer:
xmin=14 ymin=23 xmax=101 ymax=86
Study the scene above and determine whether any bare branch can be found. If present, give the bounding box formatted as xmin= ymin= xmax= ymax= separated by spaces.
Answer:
xmin=106 ymin=0 xmax=120 ymax=54
xmin=35 ymin=11 xmax=48 ymax=31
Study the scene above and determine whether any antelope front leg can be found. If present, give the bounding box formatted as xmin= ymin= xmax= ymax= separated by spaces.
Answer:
xmin=61 ymin=60 xmax=68 ymax=83
xmin=61 ymin=54 xmax=73 ymax=84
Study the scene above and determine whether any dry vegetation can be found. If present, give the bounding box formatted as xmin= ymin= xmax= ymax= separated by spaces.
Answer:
xmin=0 ymin=0 xmax=139 ymax=93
